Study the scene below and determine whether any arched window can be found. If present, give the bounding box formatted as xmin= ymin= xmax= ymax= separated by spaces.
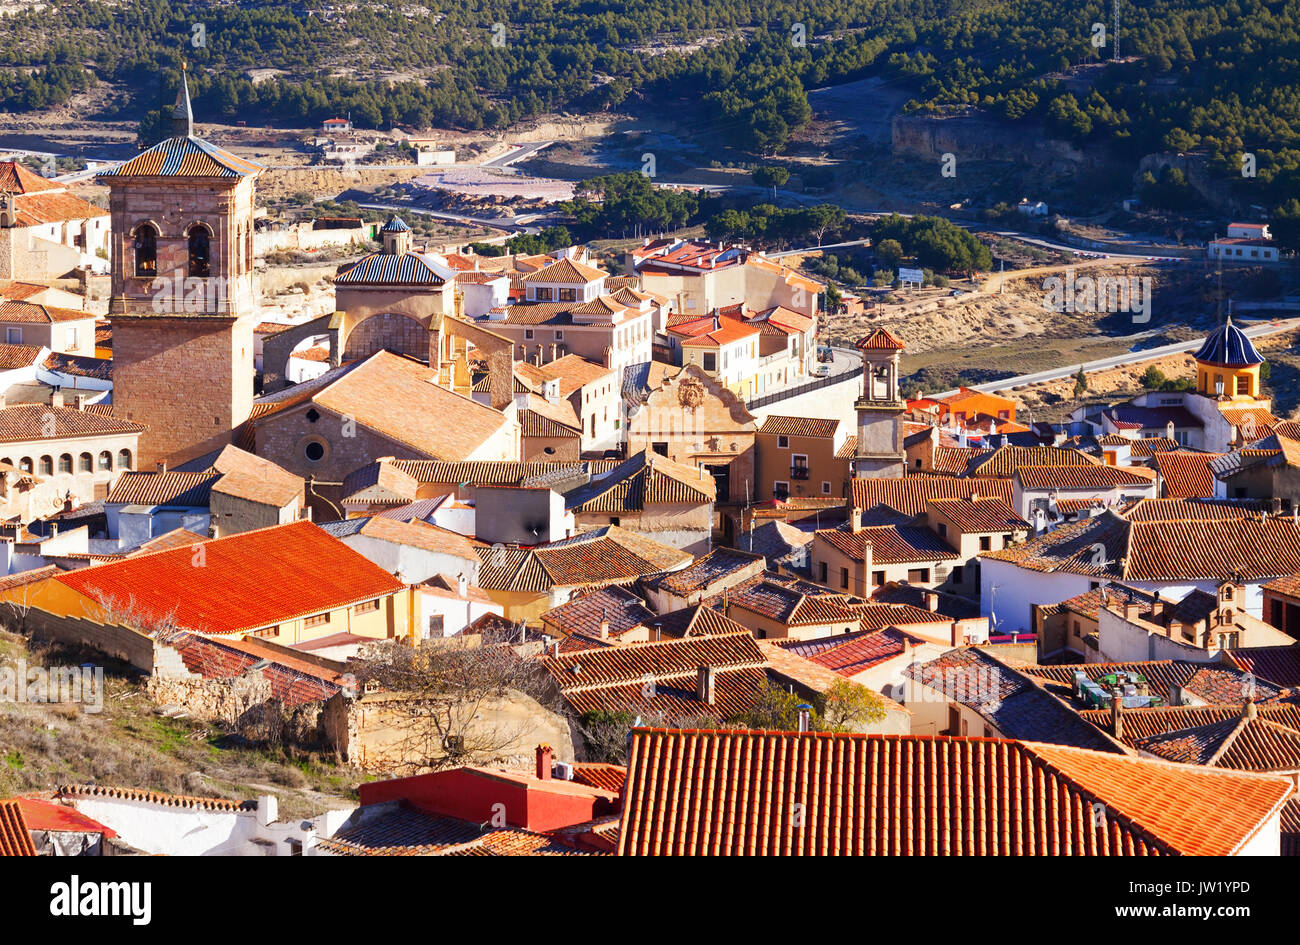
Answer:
xmin=78 ymin=452 xmax=92 ymax=473
xmin=98 ymin=451 xmax=112 ymax=471
xmin=18 ymin=457 xmax=32 ymax=473
xmin=0 ymin=457 xmax=10 ymax=468
xmin=38 ymin=455 xmax=53 ymax=476
xmin=133 ymin=224 xmax=158 ymax=277
xmin=188 ymin=224 xmax=211 ymax=278
xmin=59 ymin=454 xmax=72 ymax=474
xmin=117 ymin=449 xmax=132 ymax=470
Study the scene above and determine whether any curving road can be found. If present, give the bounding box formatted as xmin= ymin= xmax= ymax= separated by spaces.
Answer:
xmin=927 ymin=317 xmax=1300 ymax=399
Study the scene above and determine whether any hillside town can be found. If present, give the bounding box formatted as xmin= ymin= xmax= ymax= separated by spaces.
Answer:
xmin=0 ymin=61 xmax=1297 ymax=883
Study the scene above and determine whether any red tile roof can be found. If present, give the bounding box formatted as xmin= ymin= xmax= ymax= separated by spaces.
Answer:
xmin=1134 ymin=704 xmax=1300 ymax=771
xmin=757 ymin=415 xmax=840 ymax=438
xmin=1016 ymin=464 xmax=1154 ymax=490
xmin=851 ymin=475 xmax=1012 ymax=518
xmin=0 ymin=800 xmax=36 ymax=856
xmin=1154 ymin=452 xmax=1224 ymax=498
xmin=927 ymin=496 xmax=1027 ymax=532
xmin=57 ymin=520 xmax=406 ymax=636
xmin=13 ymin=797 xmax=115 ymax=838
xmin=617 ymin=730 xmax=1293 ymax=855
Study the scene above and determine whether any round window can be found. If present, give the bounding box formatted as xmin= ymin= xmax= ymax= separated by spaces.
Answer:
xmin=304 ymin=441 xmax=326 ymax=462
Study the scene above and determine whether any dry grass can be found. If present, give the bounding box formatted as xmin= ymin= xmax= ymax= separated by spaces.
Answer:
xmin=0 ymin=629 xmax=363 ymax=819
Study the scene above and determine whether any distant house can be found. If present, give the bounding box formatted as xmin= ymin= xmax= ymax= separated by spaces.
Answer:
xmin=23 ymin=520 xmax=413 ymax=664
xmin=0 ymin=393 xmax=144 ymax=520
xmin=321 ymin=117 xmax=353 ymax=133
xmin=1208 ymin=223 xmax=1279 ymax=263
xmin=0 ymin=161 xmax=110 ymax=280
xmin=1016 ymin=199 xmax=1048 ymax=217
xmin=104 ymin=444 xmax=304 ymax=547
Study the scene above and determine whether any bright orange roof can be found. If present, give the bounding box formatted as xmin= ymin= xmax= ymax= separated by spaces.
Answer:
xmin=57 ymin=520 xmax=406 ymax=636
xmin=618 ymin=729 xmax=1293 ymax=856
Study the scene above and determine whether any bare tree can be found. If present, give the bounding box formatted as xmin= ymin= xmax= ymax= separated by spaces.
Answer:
xmin=351 ymin=635 xmax=558 ymax=774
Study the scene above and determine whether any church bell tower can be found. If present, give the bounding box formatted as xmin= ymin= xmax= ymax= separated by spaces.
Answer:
xmin=853 ymin=327 xmax=907 ymax=478
xmin=100 ymin=66 xmax=265 ymax=467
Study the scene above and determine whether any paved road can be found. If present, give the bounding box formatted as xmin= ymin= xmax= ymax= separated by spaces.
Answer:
xmin=357 ymin=201 xmax=540 ymax=235
xmin=481 ymin=140 xmax=555 ymax=169
xmin=928 ymin=317 xmax=1300 ymax=399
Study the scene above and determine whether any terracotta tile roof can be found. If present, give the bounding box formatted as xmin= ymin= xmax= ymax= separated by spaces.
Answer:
xmin=107 ymin=471 xmax=220 ymax=506
xmin=818 ymin=524 xmax=960 ymax=564
xmin=0 ymin=402 xmax=145 ymax=444
xmin=984 ymin=504 xmax=1300 ymax=582
xmin=321 ymin=515 xmax=480 ymax=561
xmin=927 ymin=496 xmax=1027 ymax=532
xmin=56 ymin=784 xmax=249 ymax=811
xmin=855 ymin=327 xmax=905 ymax=350
xmin=522 ymin=256 xmax=607 ymax=284
xmin=0 ymin=298 xmax=90 ymax=324
xmin=99 ymin=135 xmax=263 ymax=179
xmin=737 ymin=587 xmax=864 ymax=628
xmin=544 ymin=632 xmax=769 ymax=722
xmin=1079 ymin=701 xmax=1300 ymax=747
xmin=0 ymin=800 xmax=36 ymax=856
xmin=57 ymin=520 xmax=406 ymax=637
xmin=163 ymin=630 xmax=345 ymax=707
xmin=8 ymin=190 xmax=108 ymax=227
xmin=676 ymin=316 xmax=761 ymax=348
xmin=534 ymin=354 xmax=615 ymax=397
xmin=1154 ymin=452 xmax=1224 ymax=498
xmin=968 ymin=445 xmax=1098 ymax=478
xmin=1229 ymin=642 xmax=1300 ymax=689
xmin=645 ymin=603 xmax=751 ymax=639
xmin=567 ymin=450 xmax=714 ymax=514
xmin=475 ymin=526 xmax=692 ymax=592
xmin=375 ymin=458 xmax=617 ymax=489
xmin=929 ymin=446 xmax=989 ymax=475
xmin=757 ymin=415 xmax=840 ymax=438
xmin=872 ymin=581 xmax=982 ymax=619
xmin=646 ymin=547 xmax=763 ymax=596
xmin=0 ymin=564 xmax=62 ymax=592
xmin=777 ymin=626 xmax=924 ymax=676
xmin=205 ymin=445 xmax=304 ymax=508
xmin=851 ymin=475 xmax=1012 ymax=518
xmin=617 ymin=729 xmax=1292 ymax=855
xmin=0 ymin=160 xmax=59 ymax=194
xmin=1134 ymin=704 xmax=1300 ymax=770
xmin=128 ymin=528 xmax=208 ymax=557
xmin=520 ymin=407 xmax=581 ymax=438
xmin=1122 ymin=497 xmax=1259 ymax=522
xmin=852 ymin=601 xmax=951 ymax=631
xmin=1128 ymin=436 xmax=1181 ymax=457
xmin=541 ymin=585 xmax=656 ymax=639
xmin=570 ymin=763 xmax=626 ymax=794
xmin=0 ymin=342 xmax=45 ymax=369
xmin=908 ymin=648 xmax=1124 ymax=751
xmin=1016 ymin=464 xmax=1154 ymax=490
xmin=251 ymin=351 xmax=511 ymax=461
xmin=1023 ymin=660 xmax=1279 ymax=706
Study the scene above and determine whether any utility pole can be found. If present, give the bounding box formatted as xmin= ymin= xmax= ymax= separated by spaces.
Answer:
xmin=1113 ymin=0 xmax=1120 ymax=59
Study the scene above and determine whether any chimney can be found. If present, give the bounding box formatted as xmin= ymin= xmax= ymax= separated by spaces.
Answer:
xmin=62 ymin=494 xmax=73 ymax=513
xmin=797 ymin=704 xmax=812 ymax=733
xmin=950 ymin=620 xmax=961 ymax=647
xmin=155 ymin=461 xmax=167 ymax=474
xmin=50 ymin=388 xmax=63 ymax=409
xmin=71 ymin=393 xmax=85 ymax=411
xmin=850 ymin=506 xmax=863 ymax=532
xmin=696 ymin=665 xmax=716 ymax=705
xmin=535 ymin=744 xmax=553 ymax=780
xmin=548 ymin=641 xmax=560 ymax=659
xmin=924 ymin=590 xmax=939 ymax=612
xmin=456 ymin=572 xmax=467 ymax=597
xmin=1110 ymin=687 xmax=1124 ymax=740
xmin=0 ymin=393 xmax=5 ymax=410
xmin=256 ymin=794 xmax=278 ymax=828
xmin=598 ymin=607 xmax=610 ymax=640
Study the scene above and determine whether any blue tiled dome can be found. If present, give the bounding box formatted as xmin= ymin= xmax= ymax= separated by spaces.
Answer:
xmin=379 ymin=215 xmax=411 ymax=233
xmin=1192 ymin=318 xmax=1263 ymax=366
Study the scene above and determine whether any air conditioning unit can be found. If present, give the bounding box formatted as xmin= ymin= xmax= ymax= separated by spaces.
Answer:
xmin=553 ymin=761 xmax=575 ymax=781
